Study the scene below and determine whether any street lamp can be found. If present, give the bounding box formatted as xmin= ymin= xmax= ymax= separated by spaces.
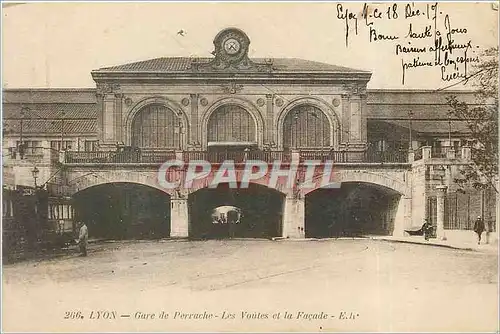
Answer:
xmin=19 ymin=106 xmax=29 ymax=159
xmin=60 ymin=110 xmax=66 ymax=149
xmin=447 ymin=113 xmax=452 ymax=154
xmin=32 ymin=166 xmax=40 ymax=188
xmin=408 ymin=110 xmax=413 ymax=151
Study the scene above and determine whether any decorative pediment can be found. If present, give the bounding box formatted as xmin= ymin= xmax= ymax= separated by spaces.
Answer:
xmin=189 ymin=28 xmax=276 ymax=73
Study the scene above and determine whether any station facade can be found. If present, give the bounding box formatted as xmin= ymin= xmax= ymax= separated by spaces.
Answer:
xmin=3 ymin=28 xmax=498 ymax=242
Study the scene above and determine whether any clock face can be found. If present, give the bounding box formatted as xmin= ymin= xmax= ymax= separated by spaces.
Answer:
xmin=224 ymin=38 xmax=241 ymax=55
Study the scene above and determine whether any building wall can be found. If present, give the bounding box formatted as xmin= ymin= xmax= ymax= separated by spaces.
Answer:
xmin=95 ymin=82 xmax=368 ymax=152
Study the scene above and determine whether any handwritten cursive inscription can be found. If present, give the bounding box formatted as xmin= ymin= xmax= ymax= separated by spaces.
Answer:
xmin=336 ymin=2 xmax=483 ymax=86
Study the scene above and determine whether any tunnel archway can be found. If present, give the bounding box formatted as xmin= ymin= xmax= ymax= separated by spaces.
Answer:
xmin=188 ymin=183 xmax=285 ymax=239
xmin=73 ymin=182 xmax=171 ymax=240
xmin=305 ymin=182 xmax=401 ymax=238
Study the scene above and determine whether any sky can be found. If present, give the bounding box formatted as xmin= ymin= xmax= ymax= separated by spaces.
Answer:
xmin=2 ymin=2 xmax=498 ymax=90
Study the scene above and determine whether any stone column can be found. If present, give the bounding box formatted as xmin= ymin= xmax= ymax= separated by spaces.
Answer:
xmin=266 ymin=94 xmax=274 ymax=145
xmin=101 ymin=94 xmax=116 ymax=149
xmin=393 ymin=196 xmax=410 ymax=237
xmin=114 ymin=93 xmax=124 ymax=144
xmin=190 ymin=94 xmax=199 ymax=145
xmin=170 ymin=197 xmax=189 ymax=238
xmin=349 ymin=95 xmax=362 ymax=143
xmin=436 ymin=185 xmax=448 ymax=240
xmin=341 ymin=93 xmax=350 ymax=145
xmin=282 ymin=195 xmax=305 ymax=239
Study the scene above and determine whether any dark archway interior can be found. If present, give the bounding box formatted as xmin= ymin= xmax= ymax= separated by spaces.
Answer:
xmin=305 ymin=183 xmax=401 ymax=238
xmin=188 ymin=183 xmax=284 ymax=239
xmin=73 ymin=183 xmax=171 ymax=239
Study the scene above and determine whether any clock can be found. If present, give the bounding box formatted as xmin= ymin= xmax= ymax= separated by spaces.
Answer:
xmin=223 ymin=38 xmax=241 ymax=55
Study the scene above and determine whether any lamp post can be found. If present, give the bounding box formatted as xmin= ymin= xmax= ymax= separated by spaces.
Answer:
xmin=19 ymin=106 xmax=29 ymax=159
xmin=32 ymin=166 xmax=40 ymax=188
xmin=408 ymin=110 xmax=413 ymax=151
xmin=447 ymin=113 xmax=452 ymax=154
xmin=435 ymin=165 xmax=448 ymax=241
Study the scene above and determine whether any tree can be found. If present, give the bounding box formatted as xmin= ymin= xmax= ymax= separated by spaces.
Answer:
xmin=446 ymin=47 xmax=498 ymax=192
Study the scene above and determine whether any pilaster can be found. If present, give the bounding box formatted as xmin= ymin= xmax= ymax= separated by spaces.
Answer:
xmin=190 ymin=94 xmax=199 ymax=147
xmin=170 ymin=197 xmax=189 ymax=238
xmin=266 ymin=94 xmax=274 ymax=146
xmin=282 ymin=195 xmax=305 ymax=239
xmin=436 ymin=185 xmax=447 ymax=240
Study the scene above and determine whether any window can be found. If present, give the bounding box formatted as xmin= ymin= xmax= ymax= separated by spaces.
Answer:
xmin=2 ymin=199 xmax=13 ymax=217
xmin=207 ymin=105 xmax=256 ymax=143
xmin=50 ymin=140 xmax=73 ymax=151
xmin=49 ymin=204 xmax=73 ymax=220
xmin=84 ymin=140 xmax=98 ymax=152
xmin=132 ymin=104 xmax=179 ymax=148
xmin=16 ymin=140 xmax=42 ymax=155
xmin=283 ymin=105 xmax=330 ymax=149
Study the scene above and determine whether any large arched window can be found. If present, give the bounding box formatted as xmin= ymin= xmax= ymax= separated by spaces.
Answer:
xmin=207 ymin=105 xmax=256 ymax=144
xmin=283 ymin=105 xmax=331 ymax=149
xmin=132 ymin=104 xmax=180 ymax=148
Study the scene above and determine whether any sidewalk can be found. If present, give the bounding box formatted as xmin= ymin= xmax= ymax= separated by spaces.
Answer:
xmin=371 ymin=235 xmax=499 ymax=253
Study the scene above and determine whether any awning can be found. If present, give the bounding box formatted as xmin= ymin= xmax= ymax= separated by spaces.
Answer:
xmin=368 ymin=119 xmax=470 ymax=135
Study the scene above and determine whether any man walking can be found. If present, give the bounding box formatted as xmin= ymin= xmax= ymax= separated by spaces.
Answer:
xmin=473 ymin=216 xmax=485 ymax=245
xmin=422 ymin=219 xmax=432 ymax=241
xmin=77 ymin=221 xmax=89 ymax=256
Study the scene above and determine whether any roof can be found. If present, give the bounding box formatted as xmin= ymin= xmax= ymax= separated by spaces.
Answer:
xmin=2 ymin=89 xmax=96 ymax=104
xmin=3 ymin=119 xmax=97 ymax=135
xmin=94 ymin=57 xmax=369 ymax=74
xmin=2 ymin=102 xmax=97 ymax=136
xmin=2 ymin=103 xmax=97 ymax=119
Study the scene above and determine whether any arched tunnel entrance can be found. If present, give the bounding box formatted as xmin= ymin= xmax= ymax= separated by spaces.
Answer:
xmin=73 ymin=183 xmax=171 ymax=240
xmin=305 ymin=182 xmax=401 ymax=238
xmin=188 ymin=183 xmax=285 ymax=239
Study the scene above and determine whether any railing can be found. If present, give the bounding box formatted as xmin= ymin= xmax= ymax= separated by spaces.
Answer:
xmin=184 ymin=151 xmax=208 ymax=161
xmin=365 ymin=150 xmax=408 ymax=163
xmin=299 ymin=150 xmax=348 ymax=163
xmin=64 ymin=149 xmax=410 ymax=165
xmin=414 ymin=146 xmax=466 ymax=161
xmin=256 ymin=151 xmax=292 ymax=163
xmin=65 ymin=149 xmax=176 ymax=164
xmin=431 ymin=147 xmax=448 ymax=158
xmin=5 ymin=147 xmax=60 ymax=164
xmin=184 ymin=150 xmax=291 ymax=163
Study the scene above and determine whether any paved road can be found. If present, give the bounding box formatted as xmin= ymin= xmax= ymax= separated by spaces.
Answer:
xmin=2 ymin=239 xmax=498 ymax=332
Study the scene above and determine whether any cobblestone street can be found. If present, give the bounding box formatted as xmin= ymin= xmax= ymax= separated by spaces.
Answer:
xmin=2 ymin=239 xmax=498 ymax=332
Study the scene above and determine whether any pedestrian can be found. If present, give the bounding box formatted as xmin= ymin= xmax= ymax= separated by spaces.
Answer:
xmin=485 ymin=219 xmax=491 ymax=244
xmin=77 ymin=221 xmax=89 ymax=256
xmin=473 ymin=216 xmax=485 ymax=245
xmin=422 ymin=219 xmax=431 ymax=241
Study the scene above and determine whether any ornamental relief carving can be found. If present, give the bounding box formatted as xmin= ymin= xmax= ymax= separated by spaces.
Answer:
xmin=96 ymin=82 xmax=121 ymax=96
xmin=341 ymin=83 xmax=367 ymax=96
